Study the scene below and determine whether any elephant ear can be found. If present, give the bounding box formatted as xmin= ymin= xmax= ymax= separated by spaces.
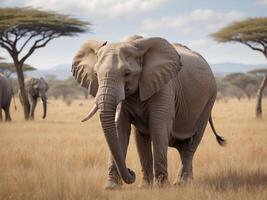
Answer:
xmin=29 ymin=78 xmax=38 ymax=89
xmin=132 ymin=37 xmax=183 ymax=101
xmin=28 ymin=78 xmax=38 ymax=95
xmin=124 ymin=35 xmax=144 ymax=42
xmin=72 ymin=39 xmax=107 ymax=97
xmin=40 ymin=77 xmax=49 ymax=91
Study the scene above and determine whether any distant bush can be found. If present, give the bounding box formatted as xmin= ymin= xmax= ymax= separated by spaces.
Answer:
xmin=216 ymin=72 xmax=265 ymax=101
xmin=46 ymin=76 xmax=89 ymax=100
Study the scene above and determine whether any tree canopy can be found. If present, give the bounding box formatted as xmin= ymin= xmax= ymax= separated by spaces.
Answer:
xmin=0 ymin=7 xmax=91 ymax=64
xmin=248 ymin=68 xmax=267 ymax=75
xmin=0 ymin=7 xmax=90 ymax=35
xmin=211 ymin=17 xmax=267 ymax=58
xmin=222 ymin=73 xmax=259 ymax=99
xmin=0 ymin=62 xmax=36 ymax=77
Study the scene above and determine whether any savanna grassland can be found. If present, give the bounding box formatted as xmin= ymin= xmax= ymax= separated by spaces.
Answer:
xmin=0 ymin=98 xmax=266 ymax=200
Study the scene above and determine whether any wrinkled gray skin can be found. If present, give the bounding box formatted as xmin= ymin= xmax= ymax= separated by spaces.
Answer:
xmin=19 ymin=77 xmax=49 ymax=120
xmin=72 ymin=35 xmax=223 ymax=189
xmin=0 ymin=73 xmax=12 ymax=121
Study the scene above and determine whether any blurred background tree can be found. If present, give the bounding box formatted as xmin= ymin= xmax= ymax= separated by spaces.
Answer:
xmin=46 ymin=76 xmax=89 ymax=106
xmin=0 ymin=7 xmax=91 ymax=119
xmin=211 ymin=17 xmax=267 ymax=117
xmin=222 ymin=73 xmax=259 ymax=101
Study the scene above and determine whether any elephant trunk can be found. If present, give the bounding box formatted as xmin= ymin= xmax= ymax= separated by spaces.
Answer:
xmin=41 ymin=96 xmax=47 ymax=119
xmin=97 ymin=79 xmax=135 ymax=184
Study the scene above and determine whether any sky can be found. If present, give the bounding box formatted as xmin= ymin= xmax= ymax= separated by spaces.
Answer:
xmin=0 ymin=0 xmax=267 ymax=69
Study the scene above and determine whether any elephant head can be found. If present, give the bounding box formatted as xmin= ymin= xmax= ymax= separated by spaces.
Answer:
xmin=72 ymin=36 xmax=182 ymax=184
xmin=30 ymin=77 xmax=49 ymax=118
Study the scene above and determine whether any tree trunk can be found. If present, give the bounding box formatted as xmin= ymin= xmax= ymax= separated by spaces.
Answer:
xmin=15 ymin=63 xmax=30 ymax=120
xmin=256 ymin=74 xmax=267 ymax=118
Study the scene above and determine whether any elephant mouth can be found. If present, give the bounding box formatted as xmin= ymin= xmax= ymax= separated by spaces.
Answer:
xmin=125 ymin=85 xmax=133 ymax=97
xmin=125 ymin=88 xmax=130 ymax=96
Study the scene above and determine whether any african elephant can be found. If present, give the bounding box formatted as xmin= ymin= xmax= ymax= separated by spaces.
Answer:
xmin=19 ymin=77 xmax=49 ymax=120
xmin=0 ymin=73 xmax=13 ymax=121
xmin=72 ymin=35 xmax=225 ymax=189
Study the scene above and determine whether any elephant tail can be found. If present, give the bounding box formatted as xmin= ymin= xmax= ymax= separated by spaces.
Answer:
xmin=209 ymin=116 xmax=226 ymax=146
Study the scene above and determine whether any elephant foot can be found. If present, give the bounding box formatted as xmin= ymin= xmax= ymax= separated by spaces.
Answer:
xmin=6 ymin=118 xmax=11 ymax=122
xmin=154 ymin=174 xmax=170 ymax=188
xmin=139 ymin=179 xmax=153 ymax=189
xmin=104 ymin=177 xmax=123 ymax=190
xmin=174 ymin=172 xmax=193 ymax=186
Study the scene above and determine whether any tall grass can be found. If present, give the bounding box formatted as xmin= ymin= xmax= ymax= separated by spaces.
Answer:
xmin=0 ymin=98 xmax=266 ymax=200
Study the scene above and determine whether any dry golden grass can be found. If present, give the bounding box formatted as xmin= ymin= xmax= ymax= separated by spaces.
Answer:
xmin=0 ymin=98 xmax=266 ymax=200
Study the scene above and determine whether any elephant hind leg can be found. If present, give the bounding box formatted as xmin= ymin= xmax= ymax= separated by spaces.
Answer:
xmin=174 ymin=123 xmax=207 ymax=185
xmin=0 ymin=108 xmax=3 ymax=121
xmin=4 ymin=98 xmax=12 ymax=121
xmin=174 ymin=140 xmax=194 ymax=185
xmin=174 ymin=97 xmax=216 ymax=185
xmin=4 ymin=106 xmax=11 ymax=121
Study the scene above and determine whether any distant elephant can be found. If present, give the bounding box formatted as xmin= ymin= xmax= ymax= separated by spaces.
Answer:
xmin=0 ymin=73 xmax=13 ymax=121
xmin=19 ymin=77 xmax=49 ymax=120
xmin=72 ymin=35 xmax=225 ymax=189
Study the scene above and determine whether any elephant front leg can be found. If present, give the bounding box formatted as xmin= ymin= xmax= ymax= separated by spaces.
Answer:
xmin=134 ymin=128 xmax=153 ymax=188
xmin=150 ymin=115 xmax=170 ymax=187
xmin=149 ymin=87 xmax=175 ymax=187
xmin=151 ymin=129 xmax=169 ymax=187
xmin=30 ymin=98 xmax=37 ymax=120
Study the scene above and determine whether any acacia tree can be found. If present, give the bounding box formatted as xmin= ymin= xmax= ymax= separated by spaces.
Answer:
xmin=211 ymin=17 xmax=267 ymax=117
xmin=0 ymin=7 xmax=90 ymax=119
xmin=0 ymin=62 xmax=36 ymax=77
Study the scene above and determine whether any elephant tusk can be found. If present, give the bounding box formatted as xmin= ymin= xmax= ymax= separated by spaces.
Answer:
xmin=81 ymin=104 xmax=98 ymax=122
xmin=40 ymin=98 xmax=48 ymax=103
xmin=115 ymin=101 xmax=122 ymax=122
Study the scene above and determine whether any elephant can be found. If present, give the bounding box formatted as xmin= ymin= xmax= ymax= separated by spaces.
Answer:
xmin=0 ymin=73 xmax=13 ymax=121
xmin=71 ymin=35 xmax=225 ymax=189
xmin=19 ymin=77 xmax=49 ymax=120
